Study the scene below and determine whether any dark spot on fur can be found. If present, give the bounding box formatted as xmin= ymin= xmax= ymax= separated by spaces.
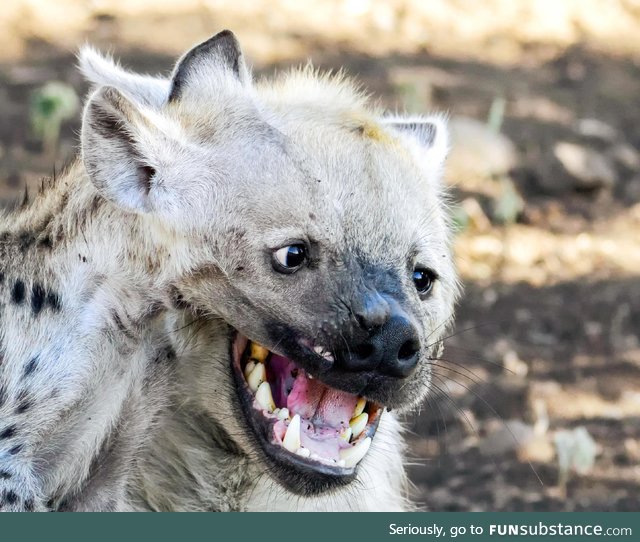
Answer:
xmin=235 ymin=266 xmax=245 ymax=272
xmin=23 ymin=498 xmax=34 ymax=511
xmin=47 ymin=292 xmax=61 ymax=312
xmin=154 ymin=346 xmax=177 ymax=365
xmin=19 ymin=231 xmax=35 ymax=252
xmin=0 ymin=385 xmax=6 ymax=407
xmin=38 ymin=235 xmax=53 ymax=249
xmin=0 ymin=470 xmax=11 ymax=479
xmin=309 ymin=213 xmax=316 ymax=220
xmin=8 ymin=443 xmax=24 ymax=455
xmin=15 ymin=390 xmax=31 ymax=414
xmin=4 ymin=490 xmax=18 ymax=505
xmin=0 ymin=425 xmax=17 ymax=439
xmin=169 ymin=286 xmax=189 ymax=310
xmin=112 ymin=311 xmax=136 ymax=341
xmin=89 ymin=195 xmax=102 ymax=213
xmin=0 ymin=271 xmax=4 ymax=283
xmin=31 ymin=283 xmax=46 ymax=315
xmin=16 ymin=399 xmax=32 ymax=414
xmin=11 ymin=280 xmax=25 ymax=304
xmin=23 ymin=356 xmax=38 ymax=377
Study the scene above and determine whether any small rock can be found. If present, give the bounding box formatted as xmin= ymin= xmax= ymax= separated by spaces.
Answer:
xmin=575 ymin=118 xmax=618 ymax=142
xmin=447 ymin=116 xmax=518 ymax=181
xmin=553 ymin=141 xmax=617 ymax=189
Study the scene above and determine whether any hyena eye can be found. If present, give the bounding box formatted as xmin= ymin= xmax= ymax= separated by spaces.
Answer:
xmin=413 ymin=267 xmax=436 ymax=295
xmin=273 ymin=243 xmax=308 ymax=273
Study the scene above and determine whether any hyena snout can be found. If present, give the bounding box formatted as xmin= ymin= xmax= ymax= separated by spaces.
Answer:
xmin=337 ymin=294 xmax=420 ymax=378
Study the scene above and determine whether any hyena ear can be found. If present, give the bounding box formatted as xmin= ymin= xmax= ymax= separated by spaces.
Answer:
xmin=384 ymin=115 xmax=449 ymax=170
xmin=81 ymin=86 xmax=178 ymax=213
xmin=168 ymin=30 xmax=250 ymax=103
xmin=78 ymin=46 xmax=169 ymax=108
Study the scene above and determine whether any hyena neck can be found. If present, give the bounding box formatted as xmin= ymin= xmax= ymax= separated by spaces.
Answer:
xmin=133 ymin=397 xmax=411 ymax=511
xmin=0 ymin=160 xmax=173 ymax=511
xmin=0 ymin=160 xmax=167 ymax=297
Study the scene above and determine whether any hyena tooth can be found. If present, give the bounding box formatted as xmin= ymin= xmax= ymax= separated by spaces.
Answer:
xmin=277 ymin=407 xmax=290 ymax=420
xmin=353 ymin=397 xmax=366 ymax=418
xmin=339 ymin=427 xmax=352 ymax=442
xmin=336 ymin=459 xmax=346 ymax=468
xmin=313 ymin=345 xmax=323 ymax=355
xmin=295 ymin=447 xmax=311 ymax=458
xmin=255 ymin=382 xmax=276 ymax=413
xmin=247 ymin=362 xmax=266 ymax=392
xmin=349 ymin=412 xmax=368 ymax=439
xmin=322 ymin=351 xmax=334 ymax=362
xmin=243 ymin=360 xmax=256 ymax=379
xmin=250 ymin=342 xmax=270 ymax=362
xmin=283 ymin=414 xmax=301 ymax=453
xmin=339 ymin=437 xmax=371 ymax=468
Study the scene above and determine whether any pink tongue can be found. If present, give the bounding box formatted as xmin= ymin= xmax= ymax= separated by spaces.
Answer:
xmin=269 ymin=354 xmax=360 ymax=462
xmin=269 ymin=354 xmax=357 ymax=427
xmin=287 ymin=371 xmax=357 ymax=429
xmin=313 ymin=388 xmax=357 ymax=428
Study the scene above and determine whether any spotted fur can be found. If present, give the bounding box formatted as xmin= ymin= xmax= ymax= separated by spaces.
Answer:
xmin=0 ymin=31 xmax=458 ymax=511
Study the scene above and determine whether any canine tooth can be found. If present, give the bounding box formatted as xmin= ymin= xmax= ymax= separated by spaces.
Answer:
xmin=250 ymin=343 xmax=270 ymax=362
xmin=255 ymin=382 xmax=276 ymax=413
xmin=349 ymin=413 xmax=368 ymax=439
xmin=339 ymin=427 xmax=352 ymax=442
xmin=244 ymin=360 xmax=256 ymax=379
xmin=353 ymin=397 xmax=366 ymax=418
xmin=295 ymin=447 xmax=311 ymax=458
xmin=337 ymin=459 xmax=346 ymax=468
xmin=339 ymin=437 xmax=371 ymax=468
xmin=313 ymin=345 xmax=334 ymax=362
xmin=277 ymin=407 xmax=290 ymax=420
xmin=283 ymin=414 xmax=301 ymax=453
xmin=247 ymin=362 xmax=266 ymax=392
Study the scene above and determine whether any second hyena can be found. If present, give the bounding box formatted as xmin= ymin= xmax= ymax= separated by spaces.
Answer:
xmin=0 ymin=31 xmax=458 ymax=511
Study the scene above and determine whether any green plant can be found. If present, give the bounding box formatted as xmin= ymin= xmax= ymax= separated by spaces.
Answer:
xmin=30 ymin=81 xmax=79 ymax=158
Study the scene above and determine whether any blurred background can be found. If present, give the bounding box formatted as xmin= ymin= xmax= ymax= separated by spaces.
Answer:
xmin=1 ymin=0 xmax=639 ymax=511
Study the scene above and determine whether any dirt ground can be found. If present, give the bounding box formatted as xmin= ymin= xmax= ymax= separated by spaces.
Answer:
xmin=0 ymin=0 xmax=639 ymax=511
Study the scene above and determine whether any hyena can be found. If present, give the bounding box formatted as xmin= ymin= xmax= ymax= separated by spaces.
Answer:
xmin=0 ymin=31 xmax=458 ymax=511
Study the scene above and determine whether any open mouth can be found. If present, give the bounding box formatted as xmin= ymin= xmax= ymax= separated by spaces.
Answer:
xmin=231 ymin=333 xmax=383 ymax=491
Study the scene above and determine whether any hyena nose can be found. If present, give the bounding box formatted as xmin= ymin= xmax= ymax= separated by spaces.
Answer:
xmin=342 ymin=298 xmax=421 ymax=378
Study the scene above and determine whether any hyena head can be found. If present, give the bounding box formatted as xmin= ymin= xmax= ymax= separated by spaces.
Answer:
xmin=80 ymin=31 xmax=458 ymax=496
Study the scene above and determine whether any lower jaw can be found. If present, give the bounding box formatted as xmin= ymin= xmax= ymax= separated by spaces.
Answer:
xmin=230 ymin=332 xmax=383 ymax=494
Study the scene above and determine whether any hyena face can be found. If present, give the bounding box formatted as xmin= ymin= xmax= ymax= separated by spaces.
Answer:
xmin=81 ymin=32 xmax=457 ymax=496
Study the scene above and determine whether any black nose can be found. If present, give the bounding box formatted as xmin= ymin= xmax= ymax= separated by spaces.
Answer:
xmin=339 ymin=297 xmax=420 ymax=378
